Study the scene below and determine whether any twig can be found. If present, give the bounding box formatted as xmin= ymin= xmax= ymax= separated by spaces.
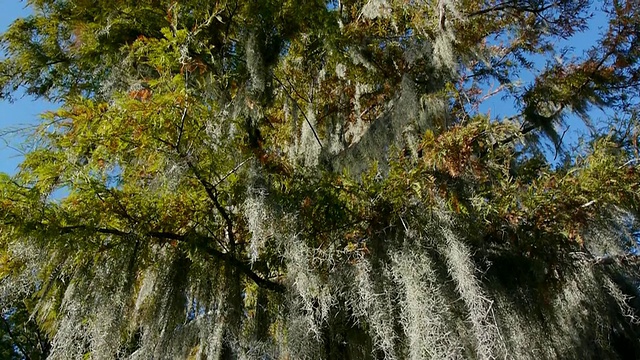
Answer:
xmin=176 ymin=107 xmax=188 ymax=149
xmin=581 ymin=199 xmax=597 ymax=208
xmin=619 ymin=158 xmax=640 ymax=169
xmin=274 ymin=75 xmax=323 ymax=149
xmin=212 ymin=158 xmax=251 ymax=188
xmin=554 ymin=126 xmax=570 ymax=160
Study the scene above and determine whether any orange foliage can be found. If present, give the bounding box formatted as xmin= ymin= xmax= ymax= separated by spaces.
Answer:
xmin=128 ymin=88 xmax=152 ymax=101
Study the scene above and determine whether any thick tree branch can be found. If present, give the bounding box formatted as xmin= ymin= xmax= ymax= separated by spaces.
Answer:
xmin=58 ymin=225 xmax=285 ymax=293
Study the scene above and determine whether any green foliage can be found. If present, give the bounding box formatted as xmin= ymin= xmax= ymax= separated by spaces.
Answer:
xmin=1 ymin=0 xmax=640 ymax=359
xmin=0 ymin=302 xmax=49 ymax=360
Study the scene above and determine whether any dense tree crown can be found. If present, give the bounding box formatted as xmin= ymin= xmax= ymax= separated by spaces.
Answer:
xmin=1 ymin=0 xmax=640 ymax=358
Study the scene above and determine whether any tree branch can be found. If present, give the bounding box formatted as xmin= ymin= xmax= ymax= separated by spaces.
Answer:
xmin=0 ymin=314 xmax=32 ymax=360
xmin=212 ymin=158 xmax=251 ymax=188
xmin=183 ymin=158 xmax=237 ymax=251
xmin=58 ymin=225 xmax=285 ymax=292
xmin=570 ymin=251 xmax=640 ymax=266
xmin=467 ymin=1 xmax=556 ymax=17
xmin=149 ymin=108 xmax=283 ymax=291
xmin=273 ymin=75 xmax=323 ymax=149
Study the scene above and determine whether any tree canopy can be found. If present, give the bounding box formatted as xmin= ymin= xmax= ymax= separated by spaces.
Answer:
xmin=1 ymin=0 xmax=640 ymax=359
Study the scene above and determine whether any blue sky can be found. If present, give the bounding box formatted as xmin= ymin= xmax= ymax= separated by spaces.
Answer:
xmin=0 ymin=1 xmax=55 ymax=175
xmin=478 ymin=5 xmax=611 ymax=154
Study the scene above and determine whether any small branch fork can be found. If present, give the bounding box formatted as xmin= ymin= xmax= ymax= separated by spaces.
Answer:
xmin=141 ymin=102 xmax=282 ymax=292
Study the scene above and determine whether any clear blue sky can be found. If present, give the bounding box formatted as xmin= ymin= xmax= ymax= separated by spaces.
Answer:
xmin=0 ymin=1 xmax=55 ymax=175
